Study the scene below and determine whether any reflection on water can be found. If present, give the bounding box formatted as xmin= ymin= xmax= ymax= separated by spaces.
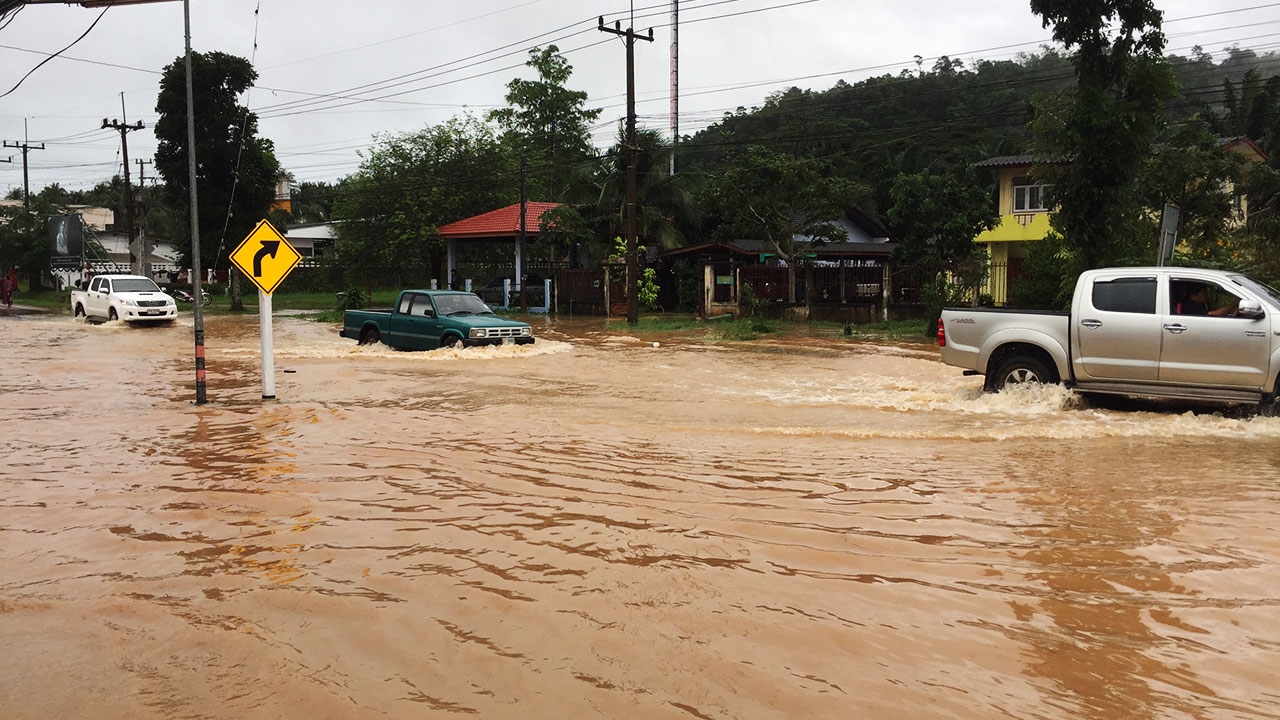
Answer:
xmin=1 ymin=312 xmax=1278 ymax=719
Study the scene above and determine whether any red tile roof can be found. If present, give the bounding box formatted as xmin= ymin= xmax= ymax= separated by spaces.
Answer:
xmin=436 ymin=202 xmax=564 ymax=239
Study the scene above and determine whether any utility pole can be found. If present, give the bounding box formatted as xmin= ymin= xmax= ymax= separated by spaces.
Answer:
xmin=102 ymin=95 xmax=144 ymax=275
xmin=670 ymin=0 xmax=679 ymax=177
xmin=519 ymin=155 xmax=528 ymax=314
xmin=3 ymin=137 xmax=45 ymax=210
xmin=599 ymin=15 xmax=653 ymax=325
xmin=136 ymin=158 xmax=153 ymax=275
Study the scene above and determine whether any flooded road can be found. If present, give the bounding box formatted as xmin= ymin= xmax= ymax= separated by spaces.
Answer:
xmin=2 ymin=312 xmax=1278 ymax=719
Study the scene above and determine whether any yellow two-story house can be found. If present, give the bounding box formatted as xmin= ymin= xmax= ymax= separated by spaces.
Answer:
xmin=973 ymin=137 xmax=1267 ymax=305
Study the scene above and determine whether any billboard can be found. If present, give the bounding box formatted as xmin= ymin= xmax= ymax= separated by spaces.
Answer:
xmin=48 ymin=214 xmax=84 ymax=269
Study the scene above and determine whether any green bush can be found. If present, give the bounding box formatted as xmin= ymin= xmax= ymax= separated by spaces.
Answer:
xmin=338 ymin=285 xmax=368 ymax=310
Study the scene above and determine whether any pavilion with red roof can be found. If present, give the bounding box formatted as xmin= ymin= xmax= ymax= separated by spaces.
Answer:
xmin=436 ymin=202 xmax=563 ymax=287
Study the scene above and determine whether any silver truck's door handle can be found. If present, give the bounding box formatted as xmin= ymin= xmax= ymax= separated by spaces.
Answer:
xmin=1163 ymin=323 xmax=1187 ymax=334
xmin=1080 ymin=319 xmax=1103 ymax=329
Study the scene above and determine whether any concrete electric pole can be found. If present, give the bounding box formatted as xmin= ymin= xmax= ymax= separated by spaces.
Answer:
xmin=599 ymin=15 xmax=653 ymax=326
xmin=101 ymin=97 xmax=145 ymax=275
xmin=2 ymin=136 xmax=45 ymax=210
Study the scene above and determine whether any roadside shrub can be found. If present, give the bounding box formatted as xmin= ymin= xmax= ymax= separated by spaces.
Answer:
xmin=639 ymin=268 xmax=659 ymax=311
xmin=339 ymin=285 xmax=368 ymax=310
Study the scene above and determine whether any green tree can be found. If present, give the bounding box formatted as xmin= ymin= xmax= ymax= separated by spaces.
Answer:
xmin=707 ymin=147 xmax=866 ymax=303
xmin=1141 ymin=119 xmax=1245 ymax=260
xmin=568 ymin=127 xmax=698 ymax=264
xmin=330 ymin=116 xmax=514 ymax=282
xmin=887 ymin=169 xmax=997 ymax=326
xmin=0 ymin=197 xmax=57 ymax=290
xmin=887 ymin=169 xmax=996 ymax=267
xmin=1029 ymin=0 xmax=1178 ymax=268
xmin=154 ymin=51 xmax=281 ymax=289
xmin=536 ymin=204 xmax=593 ymax=266
xmin=290 ymin=180 xmax=336 ymax=224
xmin=489 ymin=46 xmax=601 ymax=200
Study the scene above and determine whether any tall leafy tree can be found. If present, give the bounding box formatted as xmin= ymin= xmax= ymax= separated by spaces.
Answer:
xmin=489 ymin=46 xmax=601 ymax=201
xmin=706 ymin=147 xmax=865 ymax=302
xmin=331 ymin=116 xmax=514 ymax=279
xmin=887 ymin=169 xmax=997 ymax=322
xmin=1141 ymin=119 xmax=1245 ymax=259
xmin=0 ymin=197 xmax=57 ymax=290
xmin=1029 ymin=0 xmax=1178 ymax=268
xmin=887 ymin=169 xmax=996 ymax=267
xmin=154 ymin=51 xmax=281 ymax=276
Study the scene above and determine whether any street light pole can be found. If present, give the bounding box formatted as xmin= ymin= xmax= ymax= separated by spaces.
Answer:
xmin=184 ymin=0 xmax=207 ymax=404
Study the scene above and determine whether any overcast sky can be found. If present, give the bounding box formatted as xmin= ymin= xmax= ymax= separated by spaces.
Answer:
xmin=1 ymin=0 xmax=1276 ymax=197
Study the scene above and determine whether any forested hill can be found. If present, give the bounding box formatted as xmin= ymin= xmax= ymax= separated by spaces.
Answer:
xmin=679 ymin=46 xmax=1280 ymax=218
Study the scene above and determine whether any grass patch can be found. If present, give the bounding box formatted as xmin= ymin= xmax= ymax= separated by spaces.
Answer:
xmin=601 ymin=314 xmax=778 ymax=342
xmin=847 ymin=319 xmax=931 ymax=340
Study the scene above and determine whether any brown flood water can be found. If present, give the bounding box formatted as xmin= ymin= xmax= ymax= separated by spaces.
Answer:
xmin=1 ymin=311 xmax=1279 ymax=719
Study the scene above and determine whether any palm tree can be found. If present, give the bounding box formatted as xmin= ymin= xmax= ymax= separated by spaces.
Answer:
xmin=563 ymin=127 xmax=700 ymax=263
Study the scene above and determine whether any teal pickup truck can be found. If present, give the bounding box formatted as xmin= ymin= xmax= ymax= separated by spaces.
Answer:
xmin=340 ymin=289 xmax=534 ymax=350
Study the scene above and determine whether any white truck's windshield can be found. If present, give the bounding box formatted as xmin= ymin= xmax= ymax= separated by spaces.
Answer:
xmin=111 ymin=278 xmax=162 ymax=293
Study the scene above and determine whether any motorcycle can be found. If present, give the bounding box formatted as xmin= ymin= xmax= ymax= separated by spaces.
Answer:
xmin=164 ymin=287 xmax=211 ymax=306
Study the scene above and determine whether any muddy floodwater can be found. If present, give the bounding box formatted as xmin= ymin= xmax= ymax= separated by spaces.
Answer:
xmin=2 ymin=311 xmax=1279 ymax=719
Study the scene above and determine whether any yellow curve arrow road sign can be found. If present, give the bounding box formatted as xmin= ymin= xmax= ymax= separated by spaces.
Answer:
xmin=229 ymin=219 xmax=301 ymax=295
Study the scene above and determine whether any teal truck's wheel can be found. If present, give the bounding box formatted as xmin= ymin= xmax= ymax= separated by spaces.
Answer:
xmin=359 ymin=327 xmax=380 ymax=345
xmin=443 ymin=334 xmax=463 ymax=348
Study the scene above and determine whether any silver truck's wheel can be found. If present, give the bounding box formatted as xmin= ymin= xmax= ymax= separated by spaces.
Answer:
xmin=359 ymin=327 xmax=380 ymax=345
xmin=74 ymin=304 xmax=85 ymax=318
xmin=991 ymin=355 xmax=1052 ymax=392
xmin=107 ymin=307 xmax=118 ymax=322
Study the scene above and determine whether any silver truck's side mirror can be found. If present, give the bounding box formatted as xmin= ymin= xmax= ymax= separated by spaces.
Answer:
xmin=1236 ymin=298 xmax=1265 ymax=320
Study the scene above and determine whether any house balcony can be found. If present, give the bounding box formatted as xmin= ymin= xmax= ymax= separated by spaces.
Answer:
xmin=975 ymin=212 xmax=1053 ymax=243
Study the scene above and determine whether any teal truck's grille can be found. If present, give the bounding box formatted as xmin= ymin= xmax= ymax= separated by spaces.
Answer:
xmin=487 ymin=327 xmax=527 ymax=337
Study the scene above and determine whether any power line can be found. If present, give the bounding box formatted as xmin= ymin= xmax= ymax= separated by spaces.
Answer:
xmin=0 ymin=1 xmax=114 ymax=99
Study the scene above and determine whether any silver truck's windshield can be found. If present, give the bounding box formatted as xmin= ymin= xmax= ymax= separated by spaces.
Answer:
xmin=1229 ymin=274 xmax=1280 ymax=311
xmin=433 ymin=293 xmax=495 ymax=317
xmin=111 ymin=278 xmax=162 ymax=293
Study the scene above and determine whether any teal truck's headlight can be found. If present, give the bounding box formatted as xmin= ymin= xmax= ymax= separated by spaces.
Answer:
xmin=520 ymin=327 xmax=531 ymax=336
xmin=469 ymin=328 xmax=488 ymax=338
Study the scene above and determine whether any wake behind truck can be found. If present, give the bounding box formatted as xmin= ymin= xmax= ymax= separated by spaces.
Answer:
xmin=939 ymin=267 xmax=1280 ymax=413
xmin=341 ymin=289 xmax=534 ymax=350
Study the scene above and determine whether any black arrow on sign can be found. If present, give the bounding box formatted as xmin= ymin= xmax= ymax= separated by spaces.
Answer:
xmin=253 ymin=240 xmax=280 ymax=276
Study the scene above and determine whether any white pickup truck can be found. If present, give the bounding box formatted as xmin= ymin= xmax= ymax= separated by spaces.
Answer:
xmin=939 ymin=267 xmax=1280 ymax=413
xmin=70 ymin=274 xmax=177 ymax=324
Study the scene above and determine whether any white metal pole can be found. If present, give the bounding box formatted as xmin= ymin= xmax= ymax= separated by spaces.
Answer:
xmin=259 ymin=289 xmax=275 ymax=399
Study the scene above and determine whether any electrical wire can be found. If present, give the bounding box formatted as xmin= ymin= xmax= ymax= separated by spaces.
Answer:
xmin=0 ymin=1 xmax=115 ymax=100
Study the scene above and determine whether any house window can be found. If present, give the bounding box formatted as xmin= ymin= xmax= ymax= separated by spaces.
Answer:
xmin=1012 ymin=177 xmax=1052 ymax=212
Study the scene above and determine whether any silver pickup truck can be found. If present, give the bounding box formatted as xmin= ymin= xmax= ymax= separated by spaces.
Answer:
xmin=939 ymin=267 xmax=1280 ymax=413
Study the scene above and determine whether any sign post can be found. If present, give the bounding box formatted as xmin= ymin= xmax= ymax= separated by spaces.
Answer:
xmin=229 ymin=219 xmax=301 ymax=400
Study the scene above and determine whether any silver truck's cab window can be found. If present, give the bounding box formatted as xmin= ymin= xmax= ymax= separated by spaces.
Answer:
xmin=1091 ymin=277 xmax=1156 ymax=314
xmin=1170 ymin=278 xmax=1243 ymax=317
